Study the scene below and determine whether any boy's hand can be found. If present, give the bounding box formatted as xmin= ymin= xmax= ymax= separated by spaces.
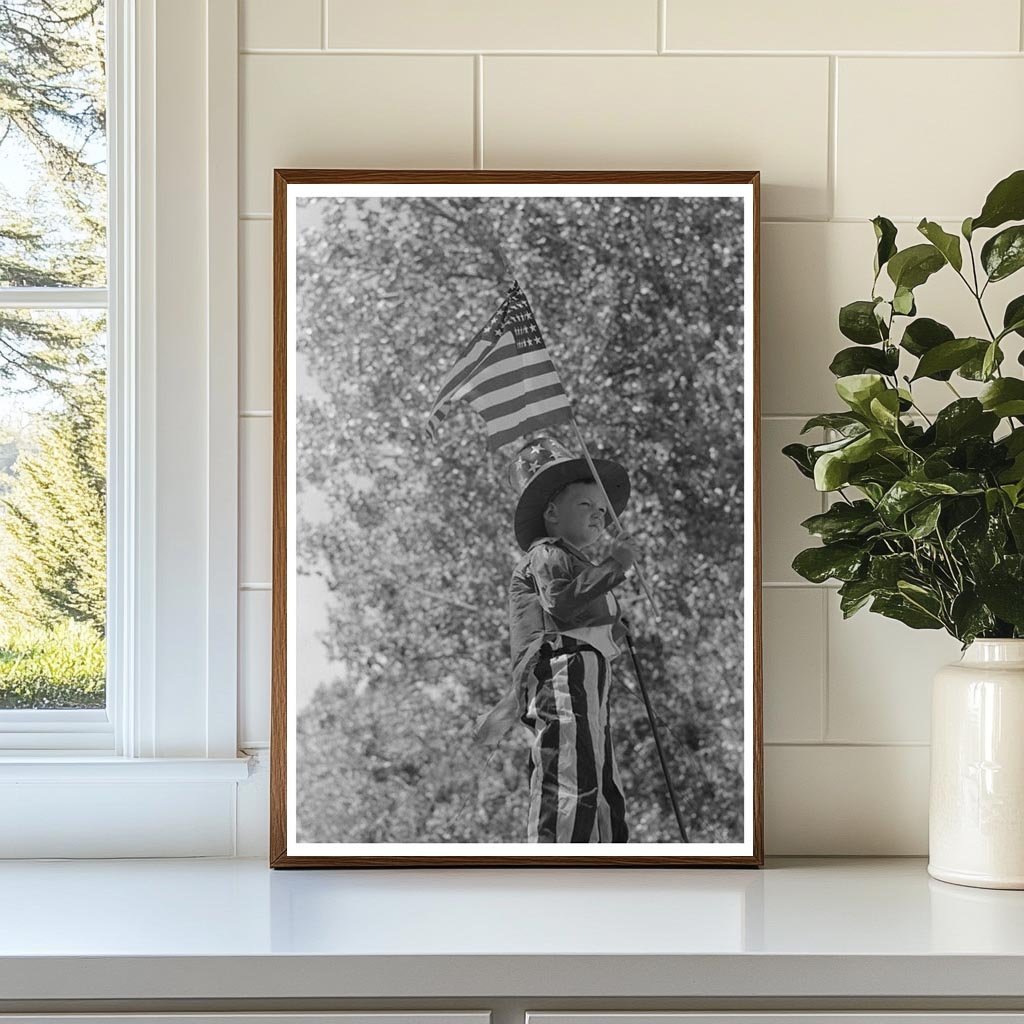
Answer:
xmin=610 ymin=534 xmax=639 ymax=571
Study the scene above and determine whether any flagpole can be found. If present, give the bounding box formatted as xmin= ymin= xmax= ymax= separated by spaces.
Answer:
xmin=623 ymin=620 xmax=689 ymax=841
xmin=497 ymin=257 xmax=660 ymax=619
xmin=570 ymin=418 xmax=660 ymax=620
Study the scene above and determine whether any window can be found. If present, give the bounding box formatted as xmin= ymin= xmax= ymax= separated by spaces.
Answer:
xmin=0 ymin=0 xmax=245 ymax=856
xmin=0 ymin=0 xmax=110 ymax=749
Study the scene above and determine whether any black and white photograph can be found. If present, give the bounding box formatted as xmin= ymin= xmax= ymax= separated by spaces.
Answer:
xmin=272 ymin=171 xmax=762 ymax=866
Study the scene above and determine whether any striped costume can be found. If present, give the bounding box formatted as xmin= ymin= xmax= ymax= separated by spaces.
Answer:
xmin=509 ymin=536 xmax=630 ymax=843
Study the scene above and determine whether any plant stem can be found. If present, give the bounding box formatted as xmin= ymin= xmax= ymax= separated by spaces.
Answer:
xmin=935 ymin=527 xmax=965 ymax=592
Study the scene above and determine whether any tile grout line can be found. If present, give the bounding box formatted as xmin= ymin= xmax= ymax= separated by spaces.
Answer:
xmin=321 ymin=0 xmax=328 ymax=50
xmin=237 ymin=47 xmax=1024 ymax=57
xmin=1021 ymin=0 xmax=1024 ymax=52
xmin=657 ymin=0 xmax=666 ymax=53
xmin=765 ymin=585 xmax=843 ymax=593
xmin=766 ymin=741 xmax=931 ymax=748
xmin=827 ymin=55 xmax=838 ymax=220
xmin=821 ymin=586 xmax=831 ymax=742
xmin=820 ymin=430 xmax=831 ymax=741
xmin=474 ymin=55 xmax=484 ymax=170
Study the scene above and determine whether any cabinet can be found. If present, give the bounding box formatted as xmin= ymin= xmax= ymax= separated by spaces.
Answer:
xmin=1 ymin=859 xmax=1024 ymax=1019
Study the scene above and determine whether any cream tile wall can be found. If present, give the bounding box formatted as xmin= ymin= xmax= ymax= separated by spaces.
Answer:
xmin=235 ymin=0 xmax=1024 ymax=854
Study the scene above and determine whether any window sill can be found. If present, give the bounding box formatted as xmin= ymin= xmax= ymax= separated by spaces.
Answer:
xmin=0 ymin=754 xmax=252 ymax=782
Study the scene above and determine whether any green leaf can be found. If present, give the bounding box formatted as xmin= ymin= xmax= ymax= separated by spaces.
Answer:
xmin=933 ymin=470 xmax=987 ymax=493
xmin=970 ymin=169 xmax=1024 ymax=232
xmin=800 ymin=501 xmax=879 ymax=543
xmin=933 ymin=399 xmax=999 ymax=445
xmin=998 ymin=447 xmax=1024 ymax=488
xmin=1004 ymin=481 xmax=1024 ymax=506
xmin=872 ymin=216 xmax=898 ymax=278
xmin=982 ymin=341 xmax=1000 ymax=381
xmin=950 ymin=592 xmax=995 ymax=644
xmin=792 ymin=543 xmax=866 ymax=584
xmin=782 ymin=442 xmax=815 ymax=479
xmin=980 ymin=378 xmax=1024 ymax=418
xmin=959 ymin=343 xmax=1004 ymax=381
xmin=985 ymin=487 xmax=1009 ymax=514
xmin=1003 ymin=295 xmax=1024 ymax=340
xmin=800 ymin=413 xmax=867 ymax=435
xmin=829 ymin=345 xmax=899 ymax=378
xmin=1006 ymin=428 xmax=1024 ymax=457
xmin=856 ymin=482 xmax=885 ymax=504
xmin=887 ymin=244 xmax=946 ymax=291
xmin=814 ymin=451 xmax=851 ymax=491
xmin=892 ymin=286 xmax=916 ymax=316
xmin=839 ymin=299 xmax=887 ymax=345
xmin=911 ymin=337 xmax=988 ymax=381
xmin=951 ymin=505 xmax=1005 ymax=573
xmin=810 ymin=433 xmax=866 ymax=456
xmin=868 ymin=552 xmax=915 ymax=587
xmin=975 ymin=579 xmax=1024 ymax=629
xmin=917 ymin=219 xmax=963 ymax=272
xmin=962 ymin=216 xmax=974 ymax=241
xmin=835 ymin=373 xmax=887 ymax=414
xmin=877 ymin=479 xmax=958 ymax=524
xmin=868 ymin=389 xmax=902 ymax=430
xmin=981 ymin=225 xmax=1024 ymax=282
xmin=1008 ymin=508 xmax=1024 ymax=549
xmin=900 ymin=319 xmax=955 ymax=380
xmin=908 ymin=500 xmax=943 ymax=539
xmin=845 ymin=431 xmax=888 ymax=464
xmin=838 ymin=578 xmax=884 ymax=618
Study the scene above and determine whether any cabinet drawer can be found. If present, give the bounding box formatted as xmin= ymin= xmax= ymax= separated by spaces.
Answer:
xmin=528 ymin=1016 xmax=1024 ymax=1024
xmin=0 ymin=1015 xmax=490 ymax=1024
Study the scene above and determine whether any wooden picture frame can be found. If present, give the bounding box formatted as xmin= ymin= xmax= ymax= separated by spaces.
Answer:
xmin=271 ymin=170 xmax=763 ymax=867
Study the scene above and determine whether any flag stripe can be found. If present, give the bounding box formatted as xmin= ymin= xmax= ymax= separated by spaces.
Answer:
xmin=483 ymin=391 xmax=573 ymax=435
xmin=462 ymin=359 xmax=563 ymax=406
xmin=447 ymin=333 xmax=521 ymax=403
xmin=486 ymin=403 xmax=574 ymax=451
xmin=429 ymin=327 xmax=504 ymax=413
xmin=469 ymin=379 xmax=568 ymax=424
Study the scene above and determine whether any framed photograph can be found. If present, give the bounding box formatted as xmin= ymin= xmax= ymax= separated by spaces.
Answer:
xmin=270 ymin=170 xmax=762 ymax=867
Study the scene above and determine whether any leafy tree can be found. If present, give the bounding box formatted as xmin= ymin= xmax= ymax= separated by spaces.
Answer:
xmin=0 ymin=365 xmax=105 ymax=633
xmin=294 ymin=196 xmax=747 ymax=844
xmin=1 ymin=0 xmax=106 ymax=394
xmin=0 ymin=1 xmax=107 ymax=703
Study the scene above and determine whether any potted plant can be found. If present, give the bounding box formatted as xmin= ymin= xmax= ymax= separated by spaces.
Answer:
xmin=785 ymin=169 xmax=1024 ymax=889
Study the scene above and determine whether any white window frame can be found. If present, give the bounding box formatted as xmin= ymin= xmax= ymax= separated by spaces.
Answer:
xmin=0 ymin=0 xmax=249 ymax=856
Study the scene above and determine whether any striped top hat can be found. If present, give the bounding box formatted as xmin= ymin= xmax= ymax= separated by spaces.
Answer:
xmin=509 ymin=436 xmax=630 ymax=551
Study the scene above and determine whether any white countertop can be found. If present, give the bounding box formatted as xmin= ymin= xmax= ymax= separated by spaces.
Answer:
xmin=1 ymin=857 xmax=1023 ymax=1001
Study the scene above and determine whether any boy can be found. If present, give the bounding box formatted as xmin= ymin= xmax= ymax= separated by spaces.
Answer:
xmin=478 ymin=435 xmax=638 ymax=843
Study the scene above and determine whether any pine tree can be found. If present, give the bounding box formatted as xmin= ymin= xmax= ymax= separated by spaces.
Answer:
xmin=0 ymin=369 xmax=105 ymax=633
xmin=0 ymin=0 xmax=106 ymax=392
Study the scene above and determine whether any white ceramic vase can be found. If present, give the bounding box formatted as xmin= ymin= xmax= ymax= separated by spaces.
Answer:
xmin=929 ymin=639 xmax=1024 ymax=889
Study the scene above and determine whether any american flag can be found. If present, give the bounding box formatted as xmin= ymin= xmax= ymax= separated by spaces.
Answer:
xmin=425 ymin=281 xmax=574 ymax=451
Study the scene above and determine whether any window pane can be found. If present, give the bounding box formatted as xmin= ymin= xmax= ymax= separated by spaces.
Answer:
xmin=0 ymin=0 xmax=107 ymax=288
xmin=0 ymin=309 xmax=106 ymax=710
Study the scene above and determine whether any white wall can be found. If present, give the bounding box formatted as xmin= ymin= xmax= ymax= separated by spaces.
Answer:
xmin=233 ymin=0 xmax=1024 ymax=855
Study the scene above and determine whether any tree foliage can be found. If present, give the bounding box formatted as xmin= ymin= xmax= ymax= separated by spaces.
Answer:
xmin=0 ymin=366 xmax=105 ymax=634
xmin=293 ymin=196 xmax=748 ymax=844
xmin=0 ymin=1 xmax=107 ymax=702
xmin=0 ymin=0 xmax=106 ymax=394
